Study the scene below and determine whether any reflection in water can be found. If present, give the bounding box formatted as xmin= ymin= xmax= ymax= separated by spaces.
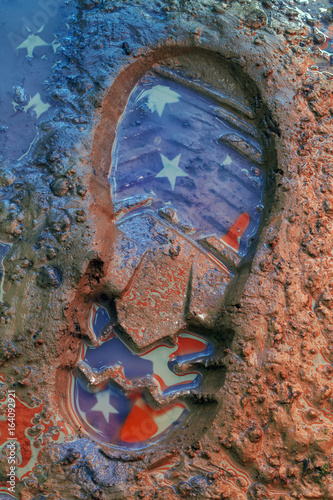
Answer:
xmin=0 ymin=372 xmax=70 ymax=483
xmin=69 ymin=304 xmax=214 ymax=448
xmin=0 ymin=0 xmax=71 ymax=163
xmin=110 ymin=72 xmax=264 ymax=257
xmin=69 ymin=68 xmax=268 ymax=448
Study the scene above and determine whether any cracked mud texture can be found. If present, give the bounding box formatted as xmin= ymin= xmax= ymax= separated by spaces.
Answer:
xmin=1 ymin=0 xmax=333 ymax=499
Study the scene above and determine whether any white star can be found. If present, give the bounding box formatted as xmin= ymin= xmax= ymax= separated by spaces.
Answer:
xmin=156 ymin=154 xmax=189 ymax=191
xmin=23 ymin=93 xmax=51 ymax=119
xmin=222 ymin=155 xmax=232 ymax=166
xmin=17 ymin=27 xmax=49 ymax=58
xmin=137 ymin=85 xmax=180 ymax=117
xmin=90 ymin=390 xmax=118 ymax=424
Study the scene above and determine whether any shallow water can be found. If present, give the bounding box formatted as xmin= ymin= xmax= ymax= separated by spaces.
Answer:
xmin=110 ymin=72 xmax=265 ymax=258
xmin=69 ymin=304 xmax=214 ymax=449
xmin=0 ymin=0 xmax=72 ymax=163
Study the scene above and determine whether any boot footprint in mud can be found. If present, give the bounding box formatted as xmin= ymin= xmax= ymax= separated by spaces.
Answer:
xmin=66 ymin=52 xmax=276 ymax=452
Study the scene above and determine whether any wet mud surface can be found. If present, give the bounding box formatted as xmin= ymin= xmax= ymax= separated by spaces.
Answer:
xmin=0 ymin=0 xmax=333 ymax=499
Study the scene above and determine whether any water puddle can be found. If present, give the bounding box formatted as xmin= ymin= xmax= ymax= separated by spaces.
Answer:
xmin=0 ymin=0 xmax=73 ymax=164
xmin=68 ymin=304 xmax=214 ymax=449
xmin=0 ymin=378 xmax=70 ymax=482
xmin=109 ymin=71 xmax=264 ymax=259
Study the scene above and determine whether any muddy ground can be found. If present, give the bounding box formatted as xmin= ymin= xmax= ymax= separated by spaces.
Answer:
xmin=1 ymin=0 xmax=333 ymax=499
